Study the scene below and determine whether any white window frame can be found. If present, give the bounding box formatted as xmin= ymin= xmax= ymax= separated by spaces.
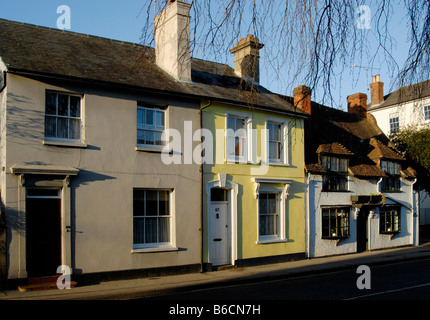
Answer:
xmin=265 ymin=117 xmax=289 ymax=166
xmin=389 ymin=113 xmax=400 ymax=134
xmin=226 ymin=111 xmax=253 ymax=163
xmin=424 ymin=105 xmax=430 ymax=123
xmin=258 ymin=191 xmax=282 ymax=242
xmin=253 ymin=178 xmax=292 ymax=244
xmin=136 ymin=104 xmax=166 ymax=151
xmin=44 ymin=91 xmax=84 ymax=146
xmin=132 ymin=189 xmax=176 ymax=252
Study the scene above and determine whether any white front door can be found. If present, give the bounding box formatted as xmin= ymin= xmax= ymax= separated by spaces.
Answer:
xmin=209 ymin=202 xmax=229 ymax=266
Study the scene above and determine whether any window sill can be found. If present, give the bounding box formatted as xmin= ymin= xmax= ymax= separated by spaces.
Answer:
xmin=43 ymin=140 xmax=87 ymax=148
xmin=322 ymin=190 xmax=351 ymax=193
xmin=380 ymin=231 xmax=400 ymax=235
xmin=135 ymin=146 xmax=171 ymax=153
xmin=268 ymin=161 xmax=290 ymax=167
xmin=131 ymin=246 xmax=178 ymax=253
xmin=256 ymin=238 xmax=288 ymax=244
xmin=322 ymin=236 xmax=349 ymax=240
xmin=226 ymin=159 xmax=262 ymax=165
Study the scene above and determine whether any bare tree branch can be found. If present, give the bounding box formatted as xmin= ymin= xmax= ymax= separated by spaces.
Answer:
xmin=140 ymin=0 xmax=429 ymax=105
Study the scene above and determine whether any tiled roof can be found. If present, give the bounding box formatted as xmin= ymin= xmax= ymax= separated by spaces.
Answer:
xmin=316 ymin=143 xmax=354 ymax=156
xmin=305 ymin=103 xmax=415 ymax=179
xmin=0 ymin=18 xmax=306 ymax=117
xmin=368 ymin=137 xmax=405 ymax=161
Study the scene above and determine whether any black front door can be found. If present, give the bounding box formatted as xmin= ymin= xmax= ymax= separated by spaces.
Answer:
xmin=357 ymin=209 xmax=370 ymax=253
xmin=26 ymin=194 xmax=62 ymax=277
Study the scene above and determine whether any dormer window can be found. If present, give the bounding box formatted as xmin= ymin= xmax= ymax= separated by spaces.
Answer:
xmin=321 ymin=156 xmax=349 ymax=192
xmin=381 ymin=160 xmax=401 ymax=192
xmin=321 ymin=156 xmax=348 ymax=173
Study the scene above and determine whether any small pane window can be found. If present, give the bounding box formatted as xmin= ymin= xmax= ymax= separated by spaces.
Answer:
xmin=381 ymin=160 xmax=401 ymax=192
xmin=321 ymin=156 xmax=349 ymax=191
xmin=259 ymin=193 xmax=280 ymax=237
xmin=137 ymin=105 xmax=166 ymax=147
xmin=424 ymin=105 xmax=430 ymax=122
xmin=322 ymin=207 xmax=350 ymax=239
xmin=133 ymin=189 xmax=171 ymax=248
xmin=268 ymin=122 xmax=282 ymax=161
xmin=226 ymin=114 xmax=249 ymax=162
xmin=389 ymin=113 xmax=400 ymax=134
xmin=321 ymin=156 xmax=348 ymax=173
xmin=45 ymin=92 xmax=82 ymax=141
xmin=380 ymin=206 xmax=401 ymax=233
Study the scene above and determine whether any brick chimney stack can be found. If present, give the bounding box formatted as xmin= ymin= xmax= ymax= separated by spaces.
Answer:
xmin=369 ymin=74 xmax=384 ymax=106
xmin=230 ymin=35 xmax=264 ymax=84
xmin=347 ymin=92 xmax=368 ymax=118
xmin=293 ymin=85 xmax=312 ymax=114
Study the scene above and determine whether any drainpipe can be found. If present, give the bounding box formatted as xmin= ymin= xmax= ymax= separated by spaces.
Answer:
xmin=0 ymin=72 xmax=6 ymax=93
xmin=376 ymin=177 xmax=383 ymax=195
xmin=371 ymin=177 xmax=384 ymax=251
xmin=199 ymin=100 xmax=212 ymax=272
xmin=411 ymin=178 xmax=418 ymax=246
xmin=305 ymin=172 xmax=311 ymax=259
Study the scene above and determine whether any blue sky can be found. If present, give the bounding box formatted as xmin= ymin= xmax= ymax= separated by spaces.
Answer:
xmin=0 ymin=1 xmax=411 ymax=109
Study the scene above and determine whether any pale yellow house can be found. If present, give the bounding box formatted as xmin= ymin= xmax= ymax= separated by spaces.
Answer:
xmin=201 ymin=36 xmax=308 ymax=268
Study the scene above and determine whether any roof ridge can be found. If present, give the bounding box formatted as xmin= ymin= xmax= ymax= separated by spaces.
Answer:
xmin=0 ymin=17 xmax=146 ymax=48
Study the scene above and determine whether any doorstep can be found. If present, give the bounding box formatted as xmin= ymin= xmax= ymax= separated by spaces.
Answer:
xmin=18 ymin=275 xmax=77 ymax=292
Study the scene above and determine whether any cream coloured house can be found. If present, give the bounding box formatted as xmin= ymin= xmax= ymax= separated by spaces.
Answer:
xmin=0 ymin=14 xmax=205 ymax=286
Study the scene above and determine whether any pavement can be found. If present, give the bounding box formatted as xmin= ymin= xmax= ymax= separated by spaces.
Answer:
xmin=1 ymin=243 xmax=430 ymax=300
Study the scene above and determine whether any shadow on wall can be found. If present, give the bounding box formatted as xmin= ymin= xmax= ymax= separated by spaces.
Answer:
xmin=2 ymin=169 xmax=117 ymax=283
xmin=6 ymin=93 xmax=45 ymax=147
xmin=0 ymin=203 xmax=6 ymax=290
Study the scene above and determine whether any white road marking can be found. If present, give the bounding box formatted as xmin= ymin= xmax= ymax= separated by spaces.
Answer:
xmin=345 ymin=282 xmax=430 ymax=300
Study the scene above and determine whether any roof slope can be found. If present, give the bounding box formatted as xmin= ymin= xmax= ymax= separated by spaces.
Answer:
xmin=0 ymin=18 xmax=305 ymax=116
xmin=305 ymin=103 xmax=415 ymax=179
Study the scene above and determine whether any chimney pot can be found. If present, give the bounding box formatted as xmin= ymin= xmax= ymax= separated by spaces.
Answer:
xmin=347 ymin=93 xmax=368 ymax=118
xmin=293 ymin=85 xmax=312 ymax=114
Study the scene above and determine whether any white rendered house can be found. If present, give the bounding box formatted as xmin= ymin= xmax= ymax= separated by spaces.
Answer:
xmin=299 ymin=89 xmax=418 ymax=258
xmin=368 ymin=76 xmax=430 ymax=225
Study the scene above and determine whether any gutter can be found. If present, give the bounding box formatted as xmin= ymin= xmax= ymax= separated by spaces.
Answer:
xmin=8 ymin=68 xmax=308 ymax=119
xmin=216 ymin=100 xmax=309 ymax=119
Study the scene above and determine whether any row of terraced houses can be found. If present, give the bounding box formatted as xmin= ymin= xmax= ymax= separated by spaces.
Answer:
xmin=0 ymin=1 xmax=420 ymax=288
